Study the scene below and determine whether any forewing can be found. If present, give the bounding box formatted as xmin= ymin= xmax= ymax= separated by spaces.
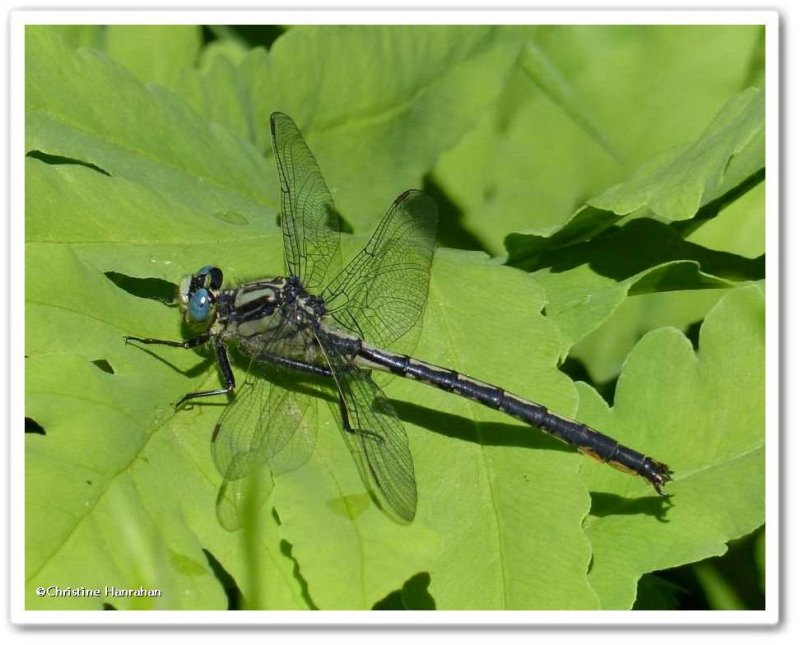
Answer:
xmin=322 ymin=190 xmax=437 ymax=349
xmin=270 ymin=112 xmax=340 ymax=290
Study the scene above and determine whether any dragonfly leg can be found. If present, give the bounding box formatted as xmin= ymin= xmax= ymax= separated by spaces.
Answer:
xmin=336 ymin=394 xmax=385 ymax=444
xmin=125 ymin=332 xmax=229 ymax=406
xmin=255 ymin=352 xmax=333 ymax=378
xmin=174 ymin=338 xmax=236 ymax=408
xmin=124 ymin=332 xmax=211 ymax=349
xmin=126 ymin=333 xmax=235 ymax=408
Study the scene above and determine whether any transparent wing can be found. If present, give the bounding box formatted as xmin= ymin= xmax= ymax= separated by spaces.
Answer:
xmin=322 ymin=189 xmax=437 ymax=349
xmin=211 ymin=370 xmax=317 ymax=482
xmin=211 ymin=312 xmax=318 ymax=484
xmin=270 ymin=112 xmax=340 ymax=290
xmin=215 ymin=468 xmax=274 ymax=532
xmin=320 ymin=340 xmax=417 ymax=523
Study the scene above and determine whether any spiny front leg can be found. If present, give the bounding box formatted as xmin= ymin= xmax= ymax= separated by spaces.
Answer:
xmin=124 ymin=332 xmax=211 ymax=349
xmin=174 ymin=338 xmax=236 ymax=408
xmin=125 ymin=333 xmax=235 ymax=408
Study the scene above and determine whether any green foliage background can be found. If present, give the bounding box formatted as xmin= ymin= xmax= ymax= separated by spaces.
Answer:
xmin=25 ymin=24 xmax=766 ymax=611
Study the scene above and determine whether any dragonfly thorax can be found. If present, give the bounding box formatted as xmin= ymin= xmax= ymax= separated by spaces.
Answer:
xmin=285 ymin=275 xmax=327 ymax=317
xmin=213 ymin=275 xmax=328 ymax=366
xmin=213 ymin=274 xmax=325 ymax=359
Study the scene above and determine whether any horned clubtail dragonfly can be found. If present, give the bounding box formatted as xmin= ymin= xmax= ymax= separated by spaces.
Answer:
xmin=125 ymin=112 xmax=672 ymax=525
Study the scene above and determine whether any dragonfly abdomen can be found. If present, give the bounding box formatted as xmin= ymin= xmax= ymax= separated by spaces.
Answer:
xmin=358 ymin=345 xmax=672 ymax=495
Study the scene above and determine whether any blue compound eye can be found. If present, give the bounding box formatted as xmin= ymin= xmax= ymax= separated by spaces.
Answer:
xmin=188 ymin=288 xmax=212 ymax=322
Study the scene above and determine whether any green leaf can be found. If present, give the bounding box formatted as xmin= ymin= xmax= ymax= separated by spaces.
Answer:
xmin=500 ymin=82 xmax=765 ymax=359
xmin=570 ymin=289 xmax=726 ymax=385
xmin=274 ymin=252 xmax=600 ymax=609
xmin=25 ymin=26 xmax=276 ymax=225
xmin=25 ymin=212 xmax=305 ymax=609
xmin=685 ymin=181 xmax=766 ymax=259
xmin=25 ymin=33 xmax=593 ymax=602
xmin=633 ymin=574 xmax=681 ymax=610
xmin=43 ymin=25 xmax=104 ymax=48
xmin=590 ymin=88 xmax=765 ymax=220
xmin=263 ymin=25 xmax=521 ymax=233
xmin=171 ymin=45 xmax=272 ymax=150
xmin=518 ymin=41 xmax=620 ymax=160
xmin=103 ymin=25 xmax=203 ymax=86
xmin=26 ymin=159 xmax=600 ymax=609
xmin=505 ymin=88 xmax=765 ymax=266
xmin=579 ymin=286 xmax=765 ymax=608
xmin=435 ymin=25 xmax=764 ymax=255
xmin=528 ymin=217 xmax=763 ymax=358
xmin=25 ymin=25 xmax=766 ymax=611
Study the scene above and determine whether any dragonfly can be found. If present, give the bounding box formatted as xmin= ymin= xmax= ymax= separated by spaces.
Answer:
xmin=125 ymin=112 xmax=672 ymax=526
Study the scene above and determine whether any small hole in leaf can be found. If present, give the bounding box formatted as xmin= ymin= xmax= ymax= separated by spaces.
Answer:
xmin=105 ymin=271 xmax=176 ymax=305
xmin=27 ymin=150 xmax=111 ymax=176
xmin=92 ymin=359 xmax=115 ymax=374
xmin=25 ymin=417 xmax=46 ymax=436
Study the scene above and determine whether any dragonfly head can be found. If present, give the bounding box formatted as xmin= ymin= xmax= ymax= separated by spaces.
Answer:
xmin=178 ymin=266 xmax=224 ymax=326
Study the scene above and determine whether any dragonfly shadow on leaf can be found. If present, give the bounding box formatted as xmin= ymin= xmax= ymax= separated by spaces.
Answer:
xmin=126 ymin=343 xmax=217 ymax=381
xmin=106 ymin=271 xmax=177 ymax=305
xmin=589 ymin=491 xmax=674 ymax=522
xmin=394 ymin=399 xmax=675 ymax=518
xmin=392 ymin=399 xmax=574 ymax=454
